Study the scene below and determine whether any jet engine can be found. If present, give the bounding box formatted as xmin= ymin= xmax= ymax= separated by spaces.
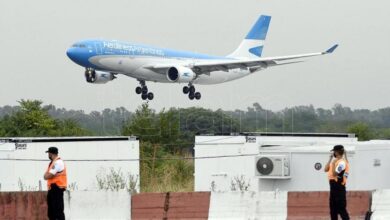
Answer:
xmin=85 ymin=70 xmax=116 ymax=84
xmin=166 ymin=66 xmax=196 ymax=83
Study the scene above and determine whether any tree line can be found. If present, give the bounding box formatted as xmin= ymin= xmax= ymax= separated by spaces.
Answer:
xmin=1 ymin=101 xmax=389 ymax=141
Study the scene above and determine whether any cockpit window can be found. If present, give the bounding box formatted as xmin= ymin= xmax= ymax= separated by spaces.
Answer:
xmin=72 ymin=44 xmax=87 ymax=48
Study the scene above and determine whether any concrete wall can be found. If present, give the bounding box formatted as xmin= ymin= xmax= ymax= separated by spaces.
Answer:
xmin=287 ymin=191 xmax=371 ymax=220
xmin=0 ymin=190 xmax=380 ymax=219
xmin=208 ymin=191 xmax=287 ymax=220
xmin=0 ymin=192 xmax=47 ymax=220
xmin=0 ymin=191 xmax=131 ymax=220
xmin=131 ymin=192 xmax=210 ymax=219
xmin=65 ymin=191 xmax=130 ymax=220
xmin=371 ymin=189 xmax=390 ymax=220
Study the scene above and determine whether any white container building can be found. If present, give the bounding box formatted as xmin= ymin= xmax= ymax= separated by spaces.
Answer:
xmin=0 ymin=136 xmax=139 ymax=192
xmin=194 ymin=133 xmax=390 ymax=192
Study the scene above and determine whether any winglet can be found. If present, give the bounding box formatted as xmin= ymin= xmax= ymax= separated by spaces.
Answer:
xmin=325 ymin=44 xmax=339 ymax=54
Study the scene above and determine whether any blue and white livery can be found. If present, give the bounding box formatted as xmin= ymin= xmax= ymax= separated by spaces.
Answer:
xmin=66 ymin=15 xmax=338 ymax=100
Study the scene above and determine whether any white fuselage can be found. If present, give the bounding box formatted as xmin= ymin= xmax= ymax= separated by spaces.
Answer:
xmin=89 ymin=55 xmax=253 ymax=85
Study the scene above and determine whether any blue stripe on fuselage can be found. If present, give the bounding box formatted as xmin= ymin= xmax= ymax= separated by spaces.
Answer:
xmin=93 ymin=39 xmax=230 ymax=58
xmin=67 ymin=39 xmax=234 ymax=69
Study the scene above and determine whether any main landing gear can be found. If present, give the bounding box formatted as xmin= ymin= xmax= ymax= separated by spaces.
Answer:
xmin=135 ymin=80 xmax=154 ymax=100
xmin=182 ymin=83 xmax=201 ymax=100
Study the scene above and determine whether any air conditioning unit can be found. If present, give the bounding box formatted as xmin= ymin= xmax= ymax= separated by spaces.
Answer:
xmin=255 ymin=154 xmax=290 ymax=178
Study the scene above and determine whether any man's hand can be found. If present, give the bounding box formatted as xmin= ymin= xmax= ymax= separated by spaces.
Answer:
xmin=44 ymin=172 xmax=54 ymax=180
xmin=324 ymin=153 xmax=334 ymax=172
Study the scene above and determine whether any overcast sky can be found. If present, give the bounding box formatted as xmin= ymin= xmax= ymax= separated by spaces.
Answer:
xmin=0 ymin=0 xmax=389 ymax=112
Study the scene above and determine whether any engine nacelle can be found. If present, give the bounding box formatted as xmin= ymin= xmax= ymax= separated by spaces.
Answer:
xmin=166 ymin=66 xmax=196 ymax=83
xmin=85 ymin=70 xmax=116 ymax=84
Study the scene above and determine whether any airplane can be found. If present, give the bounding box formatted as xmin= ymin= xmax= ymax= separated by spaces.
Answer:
xmin=66 ymin=15 xmax=338 ymax=101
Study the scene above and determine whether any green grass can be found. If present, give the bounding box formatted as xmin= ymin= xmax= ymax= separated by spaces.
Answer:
xmin=140 ymin=149 xmax=194 ymax=193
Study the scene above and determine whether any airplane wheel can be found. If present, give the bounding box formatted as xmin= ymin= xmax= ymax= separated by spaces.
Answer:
xmin=141 ymin=93 xmax=148 ymax=100
xmin=135 ymin=87 xmax=142 ymax=94
xmin=189 ymin=86 xmax=195 ymax=94
xmin=189 ymin=93 xmax=195 ymax=100
xmin=195 ymin=92 xmax=201 ymax=100
xmin=141 ymin=86 xmax=148 ymax=94
xmin=147 ymin=92 xmax=154 ymax=100
xmin=183 ymin=86 xmax=190 ymax=94
xmin=85 ymin=70 xmax=96 ymax=83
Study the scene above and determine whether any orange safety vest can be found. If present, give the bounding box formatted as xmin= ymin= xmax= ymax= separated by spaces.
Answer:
xmin=46 ymin=157 xmax=67 ymax=190
xmin=328 ymin=158 xmax=349 ymax=185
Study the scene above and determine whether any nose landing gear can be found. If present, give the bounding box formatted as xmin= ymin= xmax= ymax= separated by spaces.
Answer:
xmin=85 ymin=68 xmax=96 ymax=83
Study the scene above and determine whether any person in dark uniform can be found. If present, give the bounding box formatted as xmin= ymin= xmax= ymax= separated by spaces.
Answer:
xmin=324 ymin=145 xmax=350 ymax=220
xmin=44 ymin=147 xmax=67 ymax=220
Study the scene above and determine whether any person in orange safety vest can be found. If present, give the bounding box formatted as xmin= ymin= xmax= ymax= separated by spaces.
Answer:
xmin=44 ymin=146 xmax=67 ymax=220
xmin=324 ymin=145 xmax=350 ymax=220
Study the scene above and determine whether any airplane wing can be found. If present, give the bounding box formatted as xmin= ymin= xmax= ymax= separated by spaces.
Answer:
xmin=145 ymin=44 xmax=338 ymax=74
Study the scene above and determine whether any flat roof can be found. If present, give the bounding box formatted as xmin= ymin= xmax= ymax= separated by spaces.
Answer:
xmin=0 ymin=136 xmax=138 ymax=143
xmin=199 ymin=132 xmax=356 ymax=138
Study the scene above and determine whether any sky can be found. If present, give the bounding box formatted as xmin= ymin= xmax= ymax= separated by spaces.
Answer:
xmin=0 ymin=0 xmax=389 ymax=112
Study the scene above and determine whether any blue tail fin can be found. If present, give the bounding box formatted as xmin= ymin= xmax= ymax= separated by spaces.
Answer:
xmin=246 ymin=15 xmax=271 ymax=41
xmin=229 ymin=15 xmax=271 ymax=58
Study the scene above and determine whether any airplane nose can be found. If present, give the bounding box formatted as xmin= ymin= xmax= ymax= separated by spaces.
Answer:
xmin=66 ymin=47 xmax=84 ymax=65
xmin=66 ymin=45 xmax=92 ymax=67
xmin=66 ymin=47 xmax=75 ymax=59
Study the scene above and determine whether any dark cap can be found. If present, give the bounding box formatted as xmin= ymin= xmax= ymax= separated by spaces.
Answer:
xmin=331 ymin=145 xmax=344 ymax=152
xmin=46 ymin=146 xmax=58 ymax=154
